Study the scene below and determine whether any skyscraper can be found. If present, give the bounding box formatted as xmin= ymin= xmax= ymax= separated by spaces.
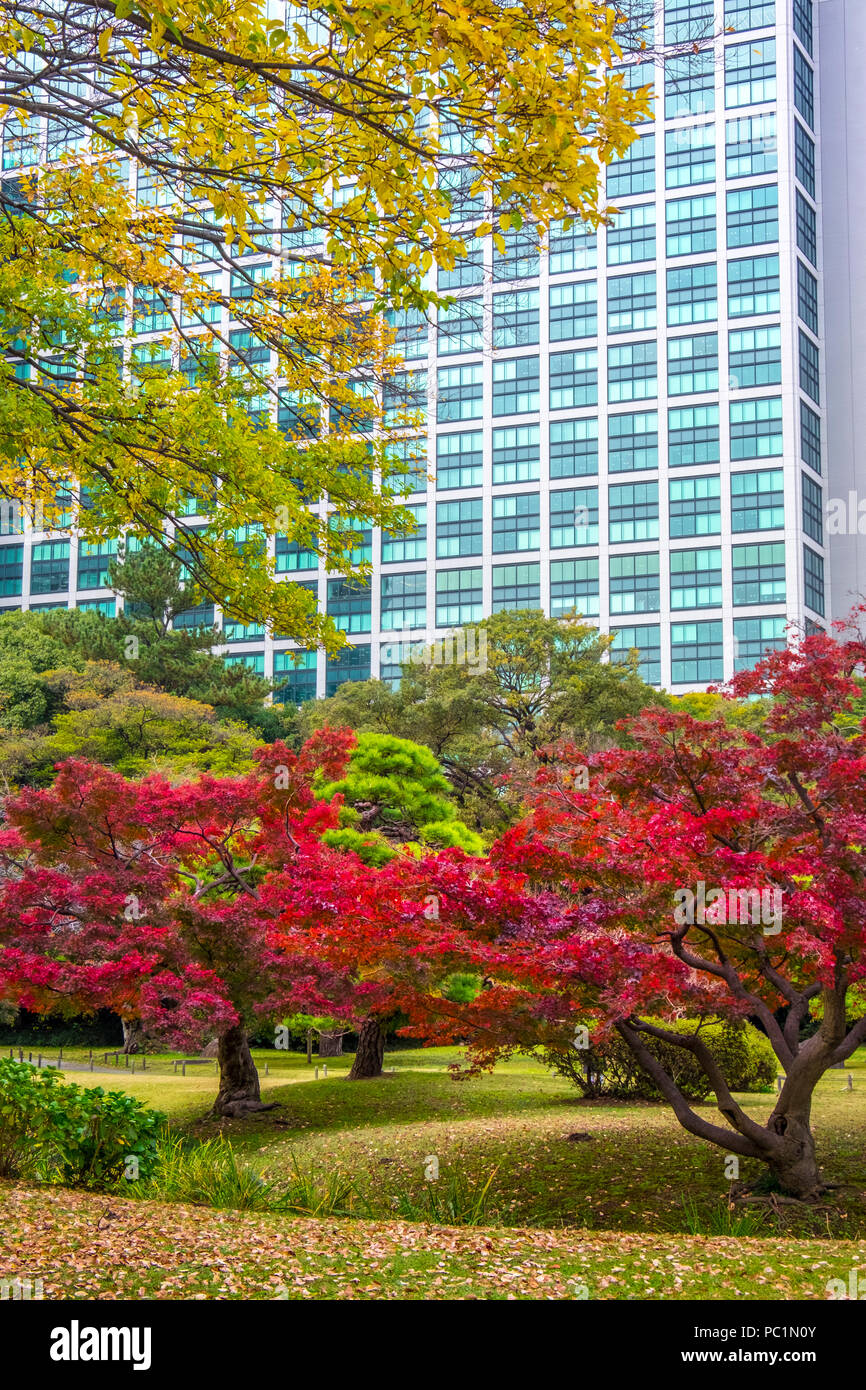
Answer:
xmin=0 ymin=1 xmax=843 ymax=699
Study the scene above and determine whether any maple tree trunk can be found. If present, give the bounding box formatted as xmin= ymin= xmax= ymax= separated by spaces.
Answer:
xmin=766 ymin=1111 xmax=822 ymax=1199
xmin=213 ymin=1025 xmax=277 ymax=1117
xmin=347 ymin=1016 xmax=384 ymax=1080
xmin=318 ymin=1030 xmax=344 ymax=1057
xmin=121 ymin=1018 xmax=145 ymax=1054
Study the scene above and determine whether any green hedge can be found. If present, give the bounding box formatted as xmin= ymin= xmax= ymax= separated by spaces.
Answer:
xmin=544 ymin=1019 xmax=777 ymax=1101
xmin=0 ymin=1059 xmax=165 ymax=1188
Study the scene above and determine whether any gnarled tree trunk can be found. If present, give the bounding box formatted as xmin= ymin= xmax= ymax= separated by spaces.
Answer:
xmin=347 ymin=1016 xmax=384 ymax=1080
xmin=121 ymin=1018 xmax=145 ymax=1054
xmin=213 ymin=1025 xmax=278 ymax=1117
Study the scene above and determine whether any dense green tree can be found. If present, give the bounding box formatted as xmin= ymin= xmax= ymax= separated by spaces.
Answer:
xmin=301 ymin=610 xmax=664 ymax=828
xmin=318 ymin=731 xmax=483 ymax=865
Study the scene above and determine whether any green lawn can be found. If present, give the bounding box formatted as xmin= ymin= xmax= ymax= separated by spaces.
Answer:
xmin=7 ymin=1043 xmax=865 ymax=1243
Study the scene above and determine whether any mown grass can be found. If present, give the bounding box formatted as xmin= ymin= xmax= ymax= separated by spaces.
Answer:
xmin=15 ymin=1042 xmax=866 ymax=1243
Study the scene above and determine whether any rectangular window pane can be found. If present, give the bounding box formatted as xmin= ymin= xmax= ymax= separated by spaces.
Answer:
xmin=667 ymin=264 xmax=717 ymax=326
xmin=727 ymin=185 xmax=778 ymax=247
xmin=607 ymin=272 xmax=657 ymax=334
xmin=671 ymin=620 xmax=724 ymax=684
xmin=731 ymin=468 xmax=785 ymax=531
xmin=551 ymin=558 xmax=600 ymax=619
xmin=728 ymin=254 xmax=780 ymax=317
xmin=730 ymin=397 xmax=783 ymax=461
xmin=669 ymin=405 xmax=720 ymax=468
xmin=609 ymin=411 xmax=659 ymax=473
xmin=436 ymin=431 xmax=483 ymax=490
xmin=549 ymin=417 xmax=599 ymax=479
xmin=732 ymin=541 xmax=786 ymax=605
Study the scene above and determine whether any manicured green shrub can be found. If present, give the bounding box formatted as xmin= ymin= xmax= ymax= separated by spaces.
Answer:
xmin=0 ymin=1058 xmax=165 ymax=1187
xmin=544 ymin=1019 xmax=777 ymax=1101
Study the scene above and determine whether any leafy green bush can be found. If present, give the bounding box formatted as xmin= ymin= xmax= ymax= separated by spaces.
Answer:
xmin=544 ymin=1019 xmax=777 ymax=1101
xmin=0 ymin=1058 xmax=164 ymax=1187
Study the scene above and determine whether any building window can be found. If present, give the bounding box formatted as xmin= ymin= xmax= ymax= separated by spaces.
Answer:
xmin=609 ymin=411 xmax=659 ymax=472
xmin=492 ymin=493 xmax=540 ymax=552
xmin=436 ymin=498 xmax=483 ymax=558
xmin=273 ymin=650 xmax=317 ymax=704
xmin=671 ymin=621 xmax=724 ymax=684
xmin=729 ymin=324 xmax=782 ymax=389
xmin=173 ymin=602 xmax=215 ymax=630
xmin=549 ymin=219 xmax=597 ymax=275
xmin=608 ymin=341 xmax=658 ymax=403
xmin=31 ymin=540 xmax=70 ymax=594
xmin=550 ymin=487 xmax=599 ymax=548
xmin=436 ymin=431 xmax=483 ymax=490
xmin=491 ymin=563 xmax=541 ymax=613
xmin=439 ymin=164 xmax=484 ymax=222
xmin=794 ymin=121 xmax=815 ymax=196
xmin=224 ymin=652 xmax=265 ymax=676
xmin=725 ymin=38 xmax=775 ymax=108
xmin=77 ymin=599 xmax=115 ymax=617
xmin=77 ymin=540 xmax=116 ymax=592
xmin=733 ymin=541 xmax=786 ymax=606
xmin=669 ymin=405 xmax=720 ymax=468
xmin=0 ymin=544 xmax=23 ymax=596
xmin=550 ymin=558 xmax=600 ymax=618
xmin=803 ymin=545 xmax=824 ymax=616
xmin=664 ymin=52 xmax=715 ymax=119
xmin=550 ymin=418 xmax=599 ymax=479
xmin=666 ymin=195 xmax=716 ymax=258
xmin=731 ymin=468 xmax=785 ymax=531
xmin=733 ymin=615 xmax=787 ymax=671
xmin=607 ymin=272 xmax=657 ymax=334
xmin=724 ymin=1 xmax=775 ymax=31
xmin=793 ymin=48 xmax=814 ymax=128
xmin=730 ymin=397 xmax=783 ymax=460
xmin=609 ymin=481 xmax=659 ymax=544
xmin=727 ymin=185 xmax=778 ymax=247
xmin=796 ymin=192 xmax=817 ymax=266
xmin=665 ymin=123 xmax=715 ymax=190
xmin=669 ymin=476 xmax=722 ymax=538
xmin=610 ymin=624 xmax=662 ymax=684
xmin=437 ymin=363 xmax=483 ymax=422
xmin=606 ymin=203 xmax=656 ymax=266
xmin=793 ymin=0 xmax=813 ymax=55
xmin=667 ymin=264 xmax=717 ymax=326
xmin=327 ymin=577 xmax=371 ymax=634
xmin=670 ymin=547 xmax=723 ymax=609
xmin=325 ymin=644 xmax=370 ymax=696
xmin=493 ymin=425 xmax=540 ymax=484
xmin=802 ymin=474 xmax=823 ymax=545
xmin=380 ymin=572 xmax=426 ymax=630
xmin=492 ymin=227 xmax=540 ymax=281
xmin=724 ymin=113 xmax=777 ymax=180
xmin=799 ymin=331 xmax=820 ymax=404
xmin=609 ymin=552 xmax=660 ymax=614
xmin=665 ymin=0 xmax=713 ymax=44
xmin=435 ymin=567 xmax=483 ymax=626
xmin=667 ymin=333 xmax=719 ymax=396
xmin=493 ymin=290 xmax=540 ymax=349
xmin=550 ymin=349 xmax=598 ymax=410
xmin=223 ymin=617 xmax=266 ymax=644
xmin=437 ymin=298 xmax=483 ymax=356
xmin=276 ymin=536 xmax=318 ymax=572
xmin=797 ymin=262 xmax=819 ymax=334
xmin=549 ymin=281 xmax=597 ymax=341
xmin=439 ymin=246 xmax=484 ymax=291
xmin=801 ymin=402 xmax=821 ymax=474
xmin=382 ymin=503 xmax=427 ymax=563
xmin=493 ymin=356 xmax=540 ymax=416
xmin=728 ymin=254 xmax=780 ymax=318
xmin=607 ymin=133 xmax=655 ymax=197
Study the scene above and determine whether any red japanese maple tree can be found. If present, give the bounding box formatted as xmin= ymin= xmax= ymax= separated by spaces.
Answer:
xmin=374 ymin=624 xmax=866 ymax=1199
xmin=0 ymin=728 xmax=373 ymax=1115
